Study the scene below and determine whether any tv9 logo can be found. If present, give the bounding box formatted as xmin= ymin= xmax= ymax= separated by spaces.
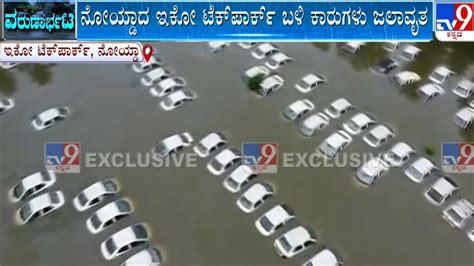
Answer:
xmin=442 ymin=142 xmax=474 ymax=173
xmin=242 ymin=142 xmax=278 ymax=173
xmin=45 ymin=143 xmax=81 ymax=173
xmin=436 ymin=3 xmax=474 ymax=41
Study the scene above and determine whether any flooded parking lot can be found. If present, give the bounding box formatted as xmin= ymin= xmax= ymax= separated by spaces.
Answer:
xmin=1 ymin=42 xmax=474 ymax=266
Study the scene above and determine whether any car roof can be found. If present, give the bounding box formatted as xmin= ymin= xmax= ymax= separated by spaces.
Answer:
xmin=146 ymin=67 xmax=169 ymax=78
xmin=362 ymin=158 xmax=388 ymax=176
xmin=455 ymin=79 xmax=473 ymax=90
xmin=330 ymin=98 xmax=352 ymax=110
xmin=94 ymin=199 xmax=130 ymax=222
xmin=288 ymin=100 xmax=312 ymax=113
xmin=165 ymin=89 xmax=194 ymax=102
xmin=261 ymin=75 xmax=283 ymax=89
xmin=242 ymin=183 xmax=270 ymax=203
xmin=432 ymin=66 xmax=453 ymax=76
xmin=214 ymin=148 xmax=240 ymax=163
xmin=281 ymin=226 xmax=313 ymax=246
xmin=389 ymin=142 xmax=414 ymax=156
xmin=20 ymin=171 xmax=48 ymax=189
xmin=403 ymin=45 xmax=421 ymax=54
xmin=409 ymin=157 xmax=436 ymax=174
xmin=303 ymin=113 xmax=328 ymax=129
xmin=158 ymin=77 xmax=183 ymax=90
xmin=200 ymin=132 xmax=225 ymax=149
xmin=110 ymin=224 xmax=148 ymax=247
xmin=302 ymin=73 xmax=325 ymax=84
xmin=270 ymin=52 xmax=291 ymax=62
xmin=446 ymin=198 xmax=474 ymax=218
xmin=257 ymin=43 xmax=277 ymax=52
xmin=265 ymin=205 xmax=292 ymax=224
xmin=368 ymin=125 xmax=394 ymax=139
xmin=349 ymin=113 xmax=373 ymax=126
xmin=306 ymin=249 xmax=339 ymax=265
xmin=161 ymin=133 xmax=186 ymax=149
xmin=326 ymin=131 xmax=350 ymax=147
xmin=431 ymin=177 xmax=458 ymax=196
xmin=28 ymin=192 xmax=56 ymax=211
xmin=229 ymin=165 xmax=255 ymax=182
xmin=83 ymin=179 xmax=116 ymax=199
xmin=395 ymin=71 xmax=421 ymax=81
xmin=419 ymin=83 xmax=444 ymax=96
xmin=37 ymin=107 xmax=64 ymax=121
xmin=123 ymin=247 xmax=162 ymax=265
xmin=455 ymin=107 xmax=474 ymax=122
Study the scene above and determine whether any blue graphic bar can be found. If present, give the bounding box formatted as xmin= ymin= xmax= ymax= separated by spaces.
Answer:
xmin=76 ymin=1 xmax=434 ymax=41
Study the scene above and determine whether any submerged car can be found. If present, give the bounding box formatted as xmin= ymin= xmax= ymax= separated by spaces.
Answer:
xmin=258 ymin=75 xmax=284 ymax=96
xmin=15 ymin=191 xmax=65 ymax=225
xmin=452 ymin=79 xmax=473 ymax=98
xmin=140 ymin=67 xmax=172 ymax=87
xmin=295 ymin=73 xmax=327 ymax=93
xmin=265 ymin=52 xmax=293 ymax=70
xmin=121 ymin=247 xmax=163 ymax=266
xmin=342 ymin=112 xmax=375 ymax=135
xmin=154 ymin=132 xmax=194 ymax=157
xmin=356 ymin=157 xmax=390 ymax=186
xmin=303 ymin=248 xmax=342 ymax=266
xmin=382 ymin=142 xmax=415 ymax=167
xmin=244 ymin=65 xmax=270 ymax=80
xmin=400 ymin=45 xmax=421 ymax=61
xmin=340 ymin=41 xmax=365 ymax=54
xmin=149 ymin=77 xmax=186 ymax=98
xmin=207 ymin=41 xmax=230 ymax=53
xmin=9 ymin=170 xmax=57 ymax=203
xmin=429 ymin=66 xmax=454 ymax=85
xmin=273 ymin=226 xmax=317 ymax=258
xmin=100 ymin=223 xmax=150 ymax=260
xmin=393 ymin=71 xmax=421 ymax=87
xmin=255 ymin=204 xmax=295 ymax=236
xmin=238 ymin=42 xmax=257 ymax=49
xmin=374 ymin=57 xmax=398 ymax=74
xmin=0 ymin=98 xmax=14 ymax=114
xmin=31 ymin=107 xmax=70 ymax=131
xmin=404 ymin=157 xmax=437 ymax=183
xmin=236 ymin=183 xmax=274 ymax=213
xmin=131 ymin=56 xmax=162 ymax=73
xmin=1 ymin=62 xmax=19 ymax=69
xmin=324 ymin=98 xmax=354 ymax=119
xmin=251 ymin=43 xmax=279 ymax=59
xmin=382 ymin=41 xmax=399 ymax=52
xmin=207 ymin=148 xmax=242 ymax=175
xmin=418 ymin=83 xmax=445 ymax=102
xmin=362 ymin=125 xmax=395 ymax=148
xmin=160 ymin=88 xmax=196 ymax=111
xmin=86 ymin=198 xmax=133 ymax=234
xmin=193 ymin=132 xmax=227 ymax=158
xmin=318 ymin=130 xmax=353 ymax=159
xmin=73 ymin=179 xmax=120 ymax=212
xmin=223 ymin=165 xmax=257 ymax=193
xmin=442 ymin=198 xmax=473 ymax=229
xmin=424 ymin=177 xmax=458 ymax=206
xmin=452 ymin=107 xmax=474 ymax=129
xmin=299 ymin=112 xmax=330 ymax=137
xmin=282 ymin=99 xmax=315 ymax=121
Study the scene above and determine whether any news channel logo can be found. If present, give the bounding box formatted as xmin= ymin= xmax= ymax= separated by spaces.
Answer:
xmin=441 ymin=142 xmax=474 ymax=173
xmin=242 ymin=142 xmax=278 ymax=174
xmin=45 ymin=142 xmax=80 ymax=173
xmin=435 ymin=2 xmax=474 ymax=41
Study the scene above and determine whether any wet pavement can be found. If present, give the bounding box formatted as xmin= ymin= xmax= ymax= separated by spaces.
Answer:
xmin=0 ymin=41 xmax=474 ymax=266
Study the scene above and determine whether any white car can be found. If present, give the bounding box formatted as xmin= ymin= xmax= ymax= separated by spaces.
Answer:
xmin=318 ymin=130 xmax=353 ymax=159
xmin=303 ymin=248 xmax=342 ymax=266
xmin=393 ymin=71 xmax=421 ymax=87
xmin=193 ymin=132 xmax=227 ymax=158
xmin=362 ymin=125 xmax=395 ymax=148
xmin=382 ymin=41 xmax=399 ymax=52
xmin=382 ymin=142 xmax=415 ymax=167
xmin=154 ymin=132 xmax=194 ymax=157
xmin=299 ymin=112 xmax=330 ymax=137
xmin=429 ymin=66 xmax=454 ymax=85
xmin=424 ymin=177 xmax=458 ymax=206
xmin=244 ymin=65 xmax=270 ymax=80
xmin=467 ymin=229 xmax=474 ymax=242
xmin=31 ymin=107 xmax=70 ymax=130
xmin=121 ymin=247 xmax=163 ymax=266
xmin=9 ymin=170 xmax=57 ymax=203
xmin=207 ymin=41 xmax=230 ymax=53
xmin=400 ymin=45 xmax=421 ymax=61
xmin=283 ymin=99 xmax=315 ymax=121
xmin=100 ymin=223 xmax=150 ymax=260
xmin=86 ymin=198 xmax=133 ymax=234
xmin=223 ymin=165 xmax=257 ymax=193
xmin=238 ymin=42 xmax=257 ymax=49
xmin=15 ymin=191 xmax=65 ymax=225
xmin=442 ymin=198 xmax=473 ymax=229
xmin=140 ymin=67 xmax=172 ymax=87
xmin=355 ymin=157 xmax=390 ymax=186
xmin=73 ymin=179 xmax=120 ymax=212
xmin=273 ymin=226 xmax=317 ymax=258
xmin=1 ymin=62 xmax=19 ymax=69
xmin=258 ymin=75 xmax=284 ymax=96
xmin=207 ymin=148 xmax=241 ymax=175
xmin=418 ymin=83 xmax=445 ymax=102
xmin=149 ymin=77 xmax=186 ymax=98
xmin=324 ymin=98 xmax=354 ymax=119
xmin=236 ymin=183 xmax=274 ymax=213
xmin=251 ymin=43 xmax=279 ymax=59
xmin=341 ymin=41 xmax=365 ymax=54
xmin=295 ymin=73 xmax=327 ymax=93
xmin=255 ymin=204 xmax=295 ymax=236
xmin=0 ymin=98 xmax=15 ymax=114
xmin=452 ymin=107 xmax=474 ymax=129
xmin=404 ymin=157 xmax=437 ymax=183
xmin=342 ymin=112 xmax=375 ymax=135
xmin=452 ymin=79 xmax=473 ymax=98
xmin=265 ymin=52 xmax=293 ymax=70
xmin=131 ymin=56 xmax=162 ymax=73
xmin=160 ymin=88 xmax=196 ymax=111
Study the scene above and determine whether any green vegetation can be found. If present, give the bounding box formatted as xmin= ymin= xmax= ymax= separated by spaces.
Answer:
xmin=247 ymin=74 xmax=265 ymax=92
xmin=424 ymin=146 xmax=436 ymax=157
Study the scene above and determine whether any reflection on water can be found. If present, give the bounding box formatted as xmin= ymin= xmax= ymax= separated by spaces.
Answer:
xmin=0 ymin=64 xmax=55 ymax=95
xmin=336 ymin=43 xmax=388 ymax=72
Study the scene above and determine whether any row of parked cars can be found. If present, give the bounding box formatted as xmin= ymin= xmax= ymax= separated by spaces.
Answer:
xmin=154 ymin=130 xmax=343 ymax=265
xmin=132 ymin=51 xmax=197 ymax=111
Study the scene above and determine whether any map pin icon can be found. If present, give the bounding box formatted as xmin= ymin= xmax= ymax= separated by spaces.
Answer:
xmin=142 ymin=44 xmax=153 ymax=63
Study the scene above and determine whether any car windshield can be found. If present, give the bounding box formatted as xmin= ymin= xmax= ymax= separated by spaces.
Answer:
xmin=103 ymin=180 xmax=118 ymax=192
xmin=406 ymin=166 xmax=422 ymax=179
xmin=298 ymin=80 xmax=311 ymax=89
xmin=163 ymin=97 xmax=174 ymax=107
xmin=346 ymin=120 xmax=360 ymax=131
xmin=58 ymin=108 xmax=68 ymax=116
xmin=226 ymin=178 xmax=240 ymax=190
xmin=454 ymin=85 xmax=469 ymax=95
xmin=326 ymin=106 xmax=338 ymax=116
xmin=155 ymin=142 xmax=169 ymax=156
xmin=210 ymin=159 xmax=223 ymax=172
xmin=196 ymin=143 xmax=208 ymax=154
xmin=1 ymin=99 xmax=9 ymax=105
xmin=133 ymin=225 xmax=149 ymax=239
xmin=13 ymin=183 xmax=25 ymax=198
xmin=357 ymin=169 xmax=373 ymax=182
xmin=20 ymin=204 xmax=32 ymax=221
xmin=117 ymin=200 xmax=131 ymax=212
xmin=77 ymin=192 xmax=89 ymax=206
xmin=427 ymin=188 xmax=444 ymax=203
xmin=255 ymin=48 xmax=265 ymax=56
xmin=279 ymin=237 xmax=293 ymax=252
xmin=269 ymin=58 xmax=278 ymax=66
xmin=446 ymin=209 xmax=464 ymax=224
xmin=365 ymin=134 xmax=379 ymax=145
xmin=259 ymin=216 xmax=275 ymax=232
xmin=431 ymin=72 xmax=445 ymax=82
xmin=453 ymin=115 xmax=467 ymax=128
xmin=239 ymin=196 xmax=254 ymax=210
xmin=90 ymin=214 xmax=102 ymax=229
xmin=50 ymin=192 xmax=60 ymax=204
xmin=319 ymin=142 xmax=336 ymax=157
xmin=34 ymin=117 xmax=43 ymax=126
xmin=386 ymin=151 xmax=402 ymax=163
xmin=105 ymin=239 xmax=117 ymax=254
xmin=284 ymin=108 xmax=297 ymax=120
xmin=300 ymin=125 xmax=313 ymax=136
xmin=41 ymin=171 xmax=52 ymax=181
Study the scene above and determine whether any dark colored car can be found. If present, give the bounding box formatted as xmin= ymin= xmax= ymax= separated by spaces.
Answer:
xmin=374 ymin=58 xmax=399 ymax=74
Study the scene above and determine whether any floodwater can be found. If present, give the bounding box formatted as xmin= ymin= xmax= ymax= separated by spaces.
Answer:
xmin=1 ymin=42 xmax=474 ymax=266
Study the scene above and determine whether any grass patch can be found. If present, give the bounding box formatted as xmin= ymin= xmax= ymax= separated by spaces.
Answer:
xmin=424 ymin=146 xmax=436 ymax=156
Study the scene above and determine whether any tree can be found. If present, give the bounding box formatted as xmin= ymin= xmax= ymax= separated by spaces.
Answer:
xmin=247 ymin=74 xmax=265 ymax=93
